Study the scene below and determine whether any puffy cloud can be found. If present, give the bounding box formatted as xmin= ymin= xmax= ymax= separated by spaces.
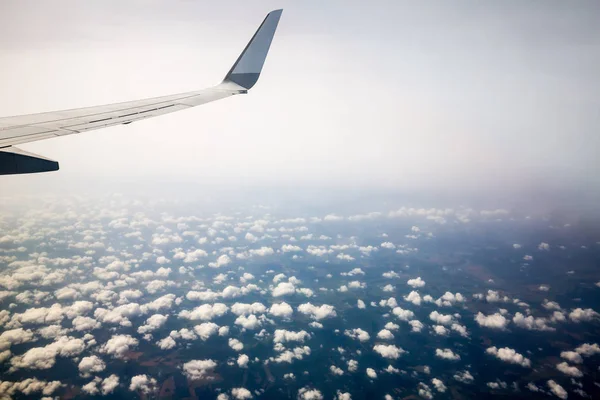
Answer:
xmin=512 ymin=313 xmax=554 ymax=332
xmin=268 ymin=302 xmax=293 ymax=318
xmin=485 ymin=347 xmax=530 ymax=368
xmin=347 ymin=359 xmax=358 ymax=372
xmin=182 ymin=359 xmax=218 ymax=381
xmin=344 ymin=328 xmax=370 ymax=342
xmin=282 ymin=245 xmax=302 ymax=253
xmin=407 ymin=277 xmax=425 ymax=288
xmin=270 ymin=346 xmax=311 ymax=364
xmin=392 ymin=307 xmax=414 ymax=321
xmin=237 ymin=354 xmax=249 ymax=368
xmin=560 ymin=351 xmax=583 ymax=364
xmin=373 ymin=344 xmax=405 ymax=359
xmin=179 ymin=303 xmax=228 ymax=321
xmin=547 ymin=380 xmax=567 ymax=400
xmin=382 ymin=271 xmax=400 ymax=279
xmin=575 ymin=342 xmax=600 ymax=357
xmin=384 ymin=322 xmax=400 ymax=331
xmin=569 ymin=308 xmax=599 ymax=323
xmin=357 ymin=300 xmax=366 ymax=309
xmin=474 ymin=312 xmax=509 ymax=330
xmin=0 ymin=328 xmax=35 ymax=351
xmin=272 ymin=282 xmax=296 ymax=297
xmin=94 ymin=303 xmax=143 ymax=327
xmin=556 ymin=361 xmax=582 ymax=378
xmin=129 ymin=374 xmax=157 ymax=394
xmin=454 ymin=370 xmax=474 ymax=383
xmin=78 ymin=355 xmax=105 ymax=377
xmin=451 ymin=323 xmax=469 ymax=337
xmin=10 ymin=336 xmax=85 ymax=371
xmin=273 ymin=329 xmax=310 ymax=344
xmin=231 ymin=387 xmax=253 ymax=399
xmin=429 ymin=311 xmax=453 ymax=325
xmin=298 ymin=303 xmax=337 ymax=320
xmin=538 ymin=242 xmax=550 ymax=250
xmin=366 ymin=368 xmax=377 ymax=379
xmin=231 ymin=303 xmax=267 ymax=316
xmin=138 ymin=314 xmax=168 ymax=334
xmin=101 ymin=375 xmax=119 ymax=395
xmin=376 ymin=329 xmax=394 ymax=340
xmin=433 ymin=325 xmax=448 ymax=336
xmin=0 ymin=378 xmax=63 ymax=397
xmin=404 ymin=291 xmax=422 ymax=306
xmin=298 ymin=387 xmax=324 ymax=400
xmin=72 ymin=316 xmax=101 ymax=332
xmin=336 ymin=391 xmax=351 ymax=400
xmin=382 ymin=284 xmax=395 ymax=292
xmin=435 ymin=291 xmax=465 ymax=307
xmin=157 ymin=336 xmax=176 ymax=350
xmin=418 ymin=383 xmax=433 ymax=399
xmin=431 ymin=378 xmax=447 ymax=393
xmin=235 ymin=315 xmax=262 ymax=330
xmin=330 ymin=365 xmax=344 ymax=376
xmin=100 ymin=334 xmax=139 ymax=359
xmin=409 ymin=320 xmax=424 ymax=332
xmin=194 ymin=322 xmax=220 ymax=341
xmin=229 ymin=338 xmax=244 ymax=351
xmin=435 ymin=348 xmax=460 ymax=361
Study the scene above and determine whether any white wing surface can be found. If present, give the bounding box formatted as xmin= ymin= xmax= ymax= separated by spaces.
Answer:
xmin=0 ymin=9 xmax=283 ymax=175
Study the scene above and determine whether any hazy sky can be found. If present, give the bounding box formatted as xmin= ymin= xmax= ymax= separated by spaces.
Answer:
xmin=1 ymin=1 xmax=599 ymax=196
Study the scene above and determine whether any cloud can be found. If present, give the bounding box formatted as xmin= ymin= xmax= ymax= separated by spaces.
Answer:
xmin=404 ymin=291 xmax=422 ymax=306
xmin=100 ymin=334 xmax=139 ymax=359
xmin=344 ymin=328 xmax=370 ymax=342
xmin=376 ymin=329 xmax=394 ymax=340
xmin=347 ymin=359 xmax=358 ymax=372
xmin=512 ymin=312 xmax=554 ymax=331
xmin=392 ymin=307 xmax=414 ymax=321
xmin=435 ymin=348 xmax=460 ymax=361
xmin=157 ymin=336 xmax=176 ymax=350
xmin=237 ymin=354 xmax=249 ymax=368
xmin=231 ymin=387 xmax=253 ymax=399
xmin=431 ymin=378 xmax=446 ymax=393
xmin=78 ymin=355 xmax=105 ymax=378
xmin=178 ymin=303 xmax=229 ymax=321
xmin=382 ymin=271 xmax=400 ymax=279
xmin=538 ymin=242 xmax=550 ymax=250
xmin=272 ymin=282 xmax=296 ymax=297
xmin=560 ymin=351 xmax=582 ymax=364
xmin=453 ymin=370 xmax=474 ymax=384
xmin=357 ymin=299 xmax=366 ymax=309
xmin=0 ymin=328 xmax=35 ymax=351
xmin=182 ymin=359 xmax=218 ymax=381
xmin=555 ymin=361 xmax=582 ymax=378
xmin=474 ymin=312 xmax=509 ymax=330
xmin=268 ymin=302 xmax=293 ymax=318
xmin=273 ymin=329 xmax=310 ymax=344
xmin=409 ymin=320 xmax=424 ymax=332
xmin=194 ymin=322 xmax=220 ymax=340
xmin=418 ymin=383 xmax=433 ymax=399
xmin=407 ymin=277 xmax=425 ymax=288
xmin=429 ymin=311 xmax=453 ymax=325
xmin=330 ymin=365 xmax=344 ymax=376
xmin=373 ymin=344 xmax=405 ymax=359
xmin=575 ymin=342 xmax=600 ymax=357
xmin=231 ymin=303 xmax=267 ymax=316
xmin=270 ymin=346 xmax=311 ymax=364
xmin=228 ymin=338 xmax=244 ymax=351
xmin=485 ymin=347 xmax=530 ymax=368
xmin=366 ymin=368 xmax=377 ymax=379
xmin=137 ymin=314 xmax=168 ymax=334
xmin=569 ymin=308 xmax=599 ymax=323
xmin=129 ymin=374 xmax=157 ymax=394
xmin=298 ymin=303 xmax=337 ymax=320
xmin=234 ymin=315 xmax=262 ymax=330
xmin=298 ymin=387 xmax=323 ymax=400
xmin=547 ymin=380 xmax=567 ymax=400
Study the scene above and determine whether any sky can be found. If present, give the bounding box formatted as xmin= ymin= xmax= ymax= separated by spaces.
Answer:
xmin=1 ymin=0 xmax=599 ymax=199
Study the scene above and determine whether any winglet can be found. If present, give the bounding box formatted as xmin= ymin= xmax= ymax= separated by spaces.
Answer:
xmin=224 ymin=9 xmax=283 ymax=90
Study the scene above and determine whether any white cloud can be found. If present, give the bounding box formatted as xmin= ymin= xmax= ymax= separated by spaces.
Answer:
xmin=404 ymin=291 xmax=422 ymax=306
xmin=556 ymin=361 xmax=582 ymax=378
xmin=357 ymin=299 xmax=366 ymax=309
xmin=366 ymin=368 xmax=377 ymax=379
xmin=344 ymin=328 xmax=370 ymax=342
xmin=178 ymin=303 xmax=229 ymax=321
xmin=575 ymin=342 xmax=600 ymax=357
xmin=407 ymin=277 xmax=425 ymax=288
xmin=429 ymin=311 xmax=453 ymax=325
xmin=272 ymin=282 xmax=296 ymax=297
xmin=512 ymin=312 xmax=554 ymax=332
xmin=129 ymin=374 xmax=157 ymax=394
xmin=157 ymin=336 xmax=176 ymax=350
xmin=454 ymin=370 xmax=474 ymax=383
xmin=547 ymin=380 xmax=567 ymax=400
xmin=231 ymin=387 xmax=253 ymax=399
xmin=235 ymin=315 xmax=262 ymax=330
xmin=270 ymin=346 xmax=311 ymax=364
xmin=373 ymin=344 xmax=405 ymax=359
xmin=0 ymin=328 xmax=35 ymax=351
xmin=231 ymin=303 xmax=267 ymax=316
xmin=409 ymin=320 xmax=424 ymax=332
xmin=229 ymin=338 xmax=244 ymax=351
xmin=298 ymin=387 xmax=324 ymax=400
xmin=538 ymin=242 xmax=550 ymax=250
xmin=330 ymin=365 xmax=344 ymax=376
xmin=431 ymin=378 xmax=447 ymax=393
xmin=380 ymin=242 xmax=396 ymax=249
xmin=392 ymin=307 xmax=414 ymax=321
xmin=237 ymin=354 xmax=249 ymax=368
xmin=182 ymin=359 xmax=217 ymax=380
xmin=78 ymin=355 xmax=105 ymax=378
xmin=273 ymin=329 xmax=310 ymax=344
xmin=100 ymin=334 xmax=139 ymax=359
xmin=376 ymin=329 xmax=394 ymax=340
xmin=474 ymin=312 xmax=509 ymax=330
xmin=194 ymin=322 xmax=220 ymax=340
xmin=269 ymin=302 xmax=293 ymax=318
xmin=486 ymin=347 xmax=530 ymax=368
xmin=435 ymin=348 xmax=460 ymax=361
xmin=101 ymin=375 xmax=119 ymax=395
xmin=347 ymin=359 xmax=358 ymax=372
xmin=560 ymin=351 xmax=582 ymax=364
xmin=137 ymin=314 xmax=168 ymax=334
xmin=569 ymin=308 xmax=599 ymax=323
xmin=298 ymin=303 xmax=337 ymax=320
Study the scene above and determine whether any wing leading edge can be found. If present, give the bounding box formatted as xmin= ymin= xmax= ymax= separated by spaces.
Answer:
xmin=0 ymin=9 xmax=283 ymax=175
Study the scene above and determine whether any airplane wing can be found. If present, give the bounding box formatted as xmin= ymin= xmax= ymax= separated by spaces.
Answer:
xmin=0 ymin=9 xmax=283 ymax=175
